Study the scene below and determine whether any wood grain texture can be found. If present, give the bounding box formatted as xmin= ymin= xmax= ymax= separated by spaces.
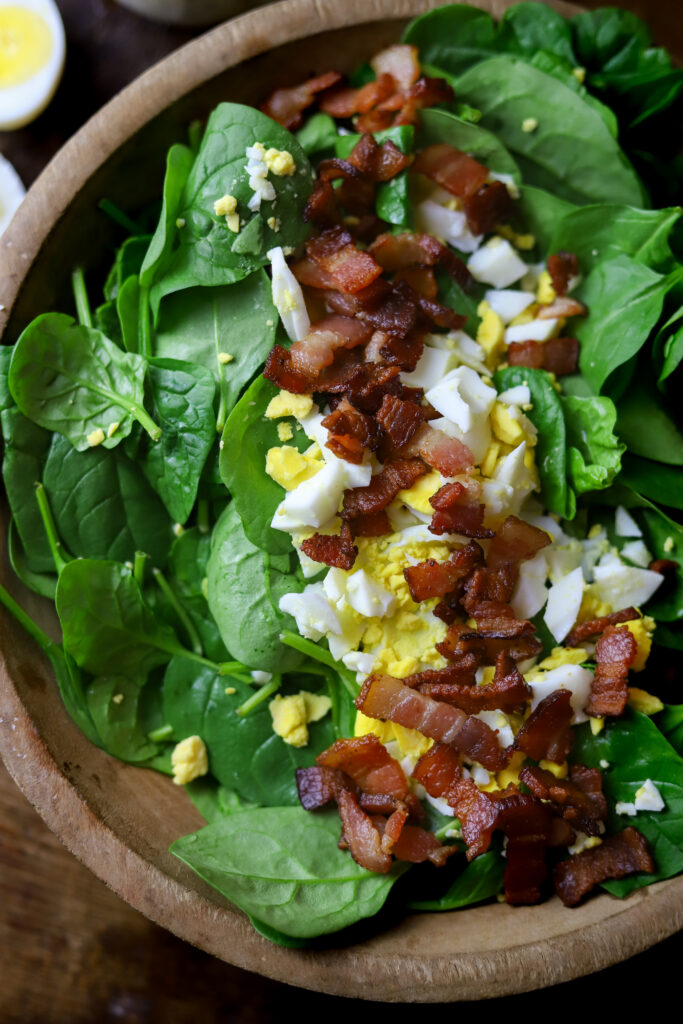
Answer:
xmin=0 ymin=0 xmax=682 ymax=1006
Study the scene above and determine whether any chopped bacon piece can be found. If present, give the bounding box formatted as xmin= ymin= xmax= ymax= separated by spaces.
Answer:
xmin=520 ymin=764 xmax=606 ymax=837
xmin=303 ymin=179 xmax=338 ymax=226
xmin=400 ymin=422 xmax=474 ymax=476
xmin=369 ymin=232 xmax=470 ymax=289
xmin=404 ymin=541 xmax=483 ymax=603
xmin=263 ymin=344 xmax=312 ymax=394
xmin=347 ymin=133 xmax=411 ymax=181
xmin=463 ymin=180 xmax=514 ymax=235
xmin=296 ymin=765 xmax=353 ymax=810
xmin=487 ymin=515 xmax=551 ymax=570
xmin=347 ymin=511 xmax=392 ymax=537
xmin=507 ymin=337 xmax=579 ymax=376
xmin=371 ymin=44 xmax=420 ymax=92
xmin=448 ymin=777 xmax=501 ymax=859
xmin=317 ymin=733 xmax=410 ymax=800
xmin=392 ymin=266 xmax=438 ymax=299
xmin=429 ymin=502 xmax=493 ymax=539
xmin=319 ymin=73 xmax=396 ymax=118
xmin=588 ymin=625 xmax=637 ymax=718
xmin=649 ymin=558 xmax=677 ymax=575
xmin=553 ymin=827 xmax=654 ymax=907
xmin=379 ymin=328 xmax=425 ymax=372
xmin=261 ymin=70 xmax=343 ymax=130
xmin=463 ymin=565 xmax=518 ymax=609
xmin=380 ymin=804 xmax=410 ymax=855
xmin=306 ymin=226 xmax=383 ymax=294
xmin=356 ymin=674 xmax=507 ymax=771
xmin=289 ymin=315 xmax=373 ymax=376
xmin=514 ymin=689 xmax=574 ymax=764
xmin=338 ymin=789 xmax=392 ymax=873
xmin=355 ymin=107 xmax=395 ymax=133
xmin=547 ymin=251 xmax=579 ymax=297
xmin=322 ymin=396 xmax=380 ymax=460
xmin=360 ymin=290 xmax=419 ymax=339
xmin=376 ymin=394 xmax=425 ymax=447
xmin=566 ymin=607 xmax=640 ymax=647
xmin=403 ymin=75 xmax=454 ymax=110
xmin=392 ymin=825 xmax=456 ymax=867
xmin=437 ymin=623 xmax=541 ymax=665
xmin=470 ymin=600 xmax=537 ymax=640
xmin=291 ymin=256 xmax=336 ymax=290
xmin=429 ymin=482 xmax=466 ymax=511
xmin=419 ymin=651 xmax=530 ymax=715
xmin=536 ymin=296 xmax=587 ymax=319
xmin=341 ymin=458 xmax=426 ymax=518
xmin=413 ymin=743 xmax=462 ymax=799
xmin=301 ymin=525 xmax=358 ymax=570
xmin=414 ymin=293 xmax=467 ymax=331
xmin=413 ymin=143 xmax=490 ymax=199
xmin=504 ymin=836 xmax=548 ymax=905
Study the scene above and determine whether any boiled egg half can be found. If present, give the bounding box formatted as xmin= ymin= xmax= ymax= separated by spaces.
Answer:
xmin=0 ymin=151 xmax=25 ymax=235
xmin=0 ymin=0 xmax=65 ymax=131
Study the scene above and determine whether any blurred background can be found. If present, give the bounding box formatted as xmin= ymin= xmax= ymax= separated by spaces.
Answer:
xmin=0 ymin=1 xmax=680 ymax=1020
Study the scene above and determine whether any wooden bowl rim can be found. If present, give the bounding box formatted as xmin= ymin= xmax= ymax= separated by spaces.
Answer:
xmin=1 ymin=0 xmax=681 ymax=1002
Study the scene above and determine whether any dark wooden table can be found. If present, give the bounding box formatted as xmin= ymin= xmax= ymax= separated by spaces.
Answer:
xmin=0 ymin=2 xmax=680 ymax=1020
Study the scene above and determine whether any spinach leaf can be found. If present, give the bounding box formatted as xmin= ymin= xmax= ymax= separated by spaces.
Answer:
xmin=8 ymin=520 xmax=57 ymax=599
xmin=336 ymin=126 xmax=415 ymax=228
xmin=9 ymin=313 xmax=160 ymax=448
xmin=154 ymin=270 xmax=277 ymax=430
xmin=0 ymin=345 xmax=14 ymax=410
xmin=409 ymin=850 xmax=503 ymax=910
xmin=515 ymin=184 xmax=576 ymax=254
xmin=151 ymin=103 xmax=313 ymax=307
xmin=403 ymin=5 xmax=498 ymax=76
xmin=494 ymin=366 xmax=574 ymax=518
xmin=572 ymin=710 xmax=683 ymax=895
xmin=619 ymin=455 xmax=683 ymax=510
xmin=615 ymin=368 xmax=683 ymax=465
xmin=658 ymin=706 xmax=683 ymax=755
xmin=104 ymin=236 xmax=153 ymax=302
xmin=295 ymin=112 xmax=339 ymax=158
xmin=219 ymin=374 xmax=308 ymax=556
xmin=575 ymin=255 xmax=673 ymax=396
xmin=139 ymin=144 xmax=194 ymax=290
xmin=116 ymin=275 xmax=141 ymax=354
xmin=43 ymin=433 xmax=172 ymax=567
xmin=167 ymin=527 xmax=229 ymax=663
xmin=562 ymin=394 xmax=625 ymax=495
xmin=141 ymin=357 xmax=216 ymax=524
xmin=550 ymin=203 xmax=681 ymax=273
xmin=170 ymin=805 xmax=407 ymax=938
xmin=437 ymin=270 xmax=483 ymax=338
xmin=1 ymin=407 xmax=53 ymax=573
xmin=527 ymin=50 xmax=618 ymax=137
xmin=56 ymin=558 xmax=185 ymax=677
xmin=638 ymin=506 xmax=683 ymax=623
xmin=162 ymin=659 xmax=334 ymax=805
xmin=571 ymin=8 xmax=651 ymax=76
xmin=659 ymin=315 xmax=683 ymax=384
xmin=206 ymin=503 xmax=304 ymax=672
xmin=417 ymin=107 xmax=521 ymax=181
xmin=85 ymin=675 xmax=161 ymax=763
xmin=95 ymin=300 xmax=123 ymax=348
xmin=453 ymin=56 xmax=645 ymax=206
xmin=497 ymin=3 xmax=575 ymax=64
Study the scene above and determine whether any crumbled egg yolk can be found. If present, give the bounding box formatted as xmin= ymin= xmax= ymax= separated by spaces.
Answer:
xmin=536 ymin=270 xmax=556 ymax=305
xmin=265 ymin=444 xmax=323 ymax=490
xmin=538 ymin=646 xmax=589 ymax=671
xmin=263 ymin=147 xmax=296 ymax=176
xmin=480 ymin=441 xmax=501 ymax=477
xmin=508 ymin=304 xmax=538 ymax=327
xmin=265 ymin=389 xmax=314 ymax=419
xmin=355 ymin=709 xmax=434 ymax=760
xmin=277 ymin=421 xmax=294 ymax=442
xmin=539 ymin=759 xmax=568 ymax=778
xmin=628 ymin=687 xmax=664 ymax=715
xmin=490 ymin=402 xmax=525 ymax=446
xmin=617 ymin=615 xmax=655 ymax=672
xmin=171 ymin=735 xmax=208 ymax=786
xmin=476 ymin=300 xmax=506 ymax=370
xmin=496 ymin=223 xmax=536 ymax=250
xmin=269 ymin=690 xmax=332 ymax=747
xmin=576 ymin=587 xmax=612 ymax=623
xmin=213 ymin=193 xmax=240 ymax=233
xmin=396 ymin=470 xmax=443 ymax=515
xmin=86 ymin=427 xmax=105 ymax=447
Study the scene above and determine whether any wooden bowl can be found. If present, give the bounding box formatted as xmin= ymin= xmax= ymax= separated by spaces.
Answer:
xmin=0 ymin=0 xmax=681 ymax=1002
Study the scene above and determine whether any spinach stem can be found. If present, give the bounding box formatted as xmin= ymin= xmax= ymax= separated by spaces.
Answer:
xmin=128 ymin=401 xmax=162 ymax=443
xmin=133 ymin=550 xmax=148 ymax=586
xmin=236 ymin=675 xmax=281 ymax=717
xmin=71 ymin=267 xmax=93 ymax=328
xmin=152 ymin=567 xmax=204 ymax=657
xmin=138 ymin=285 xmax=152 ymax=359
xmin=188 ymin=119 xmax=203 ymax=155
xmin=197 ymin=499 xmax=210 ymax=535
xmin=35 ymin=484 xmax=70 ymax=575
xmin=148 ymin=723 xmax=174 ymax=743
xmin=97 ymin=198 xmax=142 ymax=235
xmin=0 ymin=581 xmax=55 ymax=655
xmin=215 ymin=378 xmax=228 ymax=435
xmin=280 ymin=630 xmax=359 ymax=696
xmin=217 ymin=660 xmax=248 ymax=676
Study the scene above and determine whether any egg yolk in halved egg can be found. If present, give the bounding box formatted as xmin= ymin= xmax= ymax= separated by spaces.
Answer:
xmin=0 ymin=0 xmax=65 ymax=131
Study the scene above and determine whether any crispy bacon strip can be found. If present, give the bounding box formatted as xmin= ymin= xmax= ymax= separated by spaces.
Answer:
xmin=296 ymin=765 xmax=353 ymax=810
xmin=649 ymin=558 xmax=677 ymax=575
xmin=316 ymin=734 xmax=409 ymax=800
xmin=369 ymin=232 xmax=470 ymax=289
xmin=553 ymin=827 xmax=654 ymax=907
xmin=463 ymin=180 xmax=514 ymax=235
xmin=448 ymin=777 xmax=501 ymax=859
xmin=400 ymin=422 xmax=474 ymax=476
xmin=319 ymin=74 xmax=396 ymax=118
xmin=306 ymin=226 xmax=384 ymax=294
xmin=537 ymin=296 xmax=587 ymax=320
xmin=429 ymin=502 xmax=493 ymax=539
xmin=371 ymin=44 xmax=420 ymax=91
xmin=413 ymin=743 xmax=462 ymax=798
xmin=338 ymin=789 xmax=392 ymax=873
xmin=347 ymin=511 xmax=392 ymax=537
xmin=375 ymin=394 xmax=425 ymax=447
xmin=289 ymin=315 xmax=373 ymax=377
xmin=514 ymin=689 xmax=574 ymax=764
xmin=418 ymin=652 xmax=530 ymax=715
xmin=463 ymin=565 xmax=518 ymax=609
xmin=547 ymin=251 xmax=578 ymax=297
xmin=379 ymin=329 xmax=425 ymax=372
xmin=566 ymin=607 xmax=640 ymax=647
xmin=301 ymin=525 xmax=358 ymax=570
xmin=504 ymin=836 xmax=549 ymax=905
xmin=322 ymin=396 xmax=380 ymax=460
xmin=588 ymin=625 xmax=637 ymax=718
xmin=487 ymin=515 xmax=551 ymax=570
xmin=392 ymin=825 xmax=456 ymax=866
xmin=261 ymin=70 xmax=343 ymax=130
xmin=470 ymin=600 xmax=537 ymax=640
xmin=520 ymin=765 xmax=606 ymax=837
xmin=437 ymin=623 xmax=542 ymax=665
xmin=356 ymin=674 xmax=507 ymax=771
xmin=413 ymin=143 xmax=489 ymax=199
xmin=347 ymin=133 xmax=411 ymax=181
xmin=380 ymin=804 xmax=410 ymax=855
xmin=341 ymin=458 xmax=426 ymax=518
xmin=508 ymin=337 xmax=579 ymax=376
xmin=404 ymin=541 xmax=484 ymax=603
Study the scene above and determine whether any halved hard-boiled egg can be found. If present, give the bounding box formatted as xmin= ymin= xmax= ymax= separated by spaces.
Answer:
xmin=0 ymin=0 xmax=65 ymax=131
xmin=0 ymin=152 xmax=25 ymax=235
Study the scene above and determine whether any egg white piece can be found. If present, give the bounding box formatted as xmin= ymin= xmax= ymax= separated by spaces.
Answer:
xmin=615 ymin=505 xmax=642 ymax=538
xmin=0 ymin=152 xmax=25 ymax=236
xmin=0 ymin=0 xmax=65 ymax=131
xmin=544 ymin=565 xmax=584 ymax=642
xmin=505 ymin=318 xmax=561 ymax=345
xmin=484 ymin=289 xmax=535 ymax=324
xmin=528 ymin=664 xmax=593 ymax=723
xmin=592 ymin=551 xmax=663 ymax=608
xmin=468 ymin=237 xmax=527 ymax=288
xmin=268 ymin=246 xmax=310 ymax=342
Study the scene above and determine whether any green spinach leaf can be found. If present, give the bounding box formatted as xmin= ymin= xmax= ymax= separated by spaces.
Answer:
xmin=116 ymin=275 xmax=141 ymax=354
xmin=417 ymin=107 xmax=521 ymax=180
xmin=615 ymin=368 xmax=683 ymax=465
xmin=562 ymin=394 xmax=625 ymax=495
xmin=139 ymin=143 xmax=194 ymax=290
xmin=336 ymin=126 xmax=415 ymax=228
xmin=86 ymin=675 xmax=161 ymax=763
xmin=295 ymin=112 xmax=339 ymax=158
xmin=619 ymin=455 xmax=683 ymax=510
xmin=1 ymin=407 xmax=53 ymax=573
xmin=170 ymin=805 xmax=407 ymax=938
xmin=409 ymin=850 xmax=503 ymax=910
xmin=658 ymin=706 xmax=683 ymax=755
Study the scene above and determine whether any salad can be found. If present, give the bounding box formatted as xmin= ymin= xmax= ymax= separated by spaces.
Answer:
xmin=1 ymin=2 xmax=682 ymax=946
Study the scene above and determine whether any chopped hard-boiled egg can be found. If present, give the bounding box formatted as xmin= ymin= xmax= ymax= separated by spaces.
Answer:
xmin=426 ymin=365 xmax=496 ymax=462
xmin=268 ymin=246 xmax=310 ymax=342
xmin=0 ymin=152 xmax=25 ymax=237
xmin=269 ymin=690 xmax=332 ymax=748
xmin=617 ymin=615 xmax=655 ymax=672
xmin=171 ymin=735 xmax=209 ymax=786
xmin=484 ymin=288 xmax=535 ymax=324
xmin=0 ymin=0 xmax=65 ymax=131
xmin=265 ymin=444 xmax=323 ymax=490
xmin=468 ymin=237 xmax=527 ymax=288
xmin=265 ymin=389 xmax=314 ymax=420
xmin=544 ymin=566 xmax=584 ymax=642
